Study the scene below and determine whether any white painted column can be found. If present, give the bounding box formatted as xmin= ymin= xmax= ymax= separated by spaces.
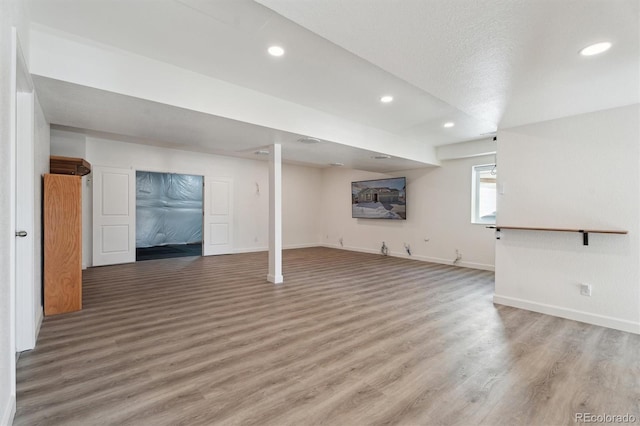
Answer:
xmin=267 ymin=144 xmax=283 ymax=284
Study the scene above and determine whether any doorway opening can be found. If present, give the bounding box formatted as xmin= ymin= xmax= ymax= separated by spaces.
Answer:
xmin=136 ymin=171 xmax=203 ymax=261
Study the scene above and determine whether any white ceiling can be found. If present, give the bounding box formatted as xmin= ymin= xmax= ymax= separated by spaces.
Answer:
xmin=257 ymin=0 xmax=640 ymax=128
xmin=34 ymin=76 xmax=430 ymax=172
xmin=28 ymin=0 xmax=638 ymax=169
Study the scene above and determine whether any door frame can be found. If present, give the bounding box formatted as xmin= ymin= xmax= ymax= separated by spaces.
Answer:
xmin=130 ymin=166 xmax=233 ymax=257
xmin=91 ymin=164 xmax=234 ymax=265
xmin=8 ymin=26 xmax=36 ymax=415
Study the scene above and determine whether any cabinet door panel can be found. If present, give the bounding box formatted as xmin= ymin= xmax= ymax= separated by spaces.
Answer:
xmin=44 ymin=174 xmax=82 ymax=315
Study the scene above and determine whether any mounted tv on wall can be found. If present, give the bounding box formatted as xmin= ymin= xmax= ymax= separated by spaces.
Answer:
xmin=352 ymin=177 xmax=406 ymax=220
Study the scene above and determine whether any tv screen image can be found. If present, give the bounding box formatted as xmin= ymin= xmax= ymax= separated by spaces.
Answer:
xmin=352 ymin=177 xmax=406 ymax=220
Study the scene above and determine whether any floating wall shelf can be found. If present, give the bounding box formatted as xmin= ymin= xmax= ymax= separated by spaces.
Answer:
xmin=486 ymin=225 xmax=628 ymax=246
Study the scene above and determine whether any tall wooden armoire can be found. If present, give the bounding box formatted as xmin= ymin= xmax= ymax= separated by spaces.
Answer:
xmin=44 ymin=173 xmax=83 ymax=315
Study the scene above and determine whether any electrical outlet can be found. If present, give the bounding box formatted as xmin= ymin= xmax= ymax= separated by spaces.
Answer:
xmin=580 ymin=283 xmax=592 ymax=296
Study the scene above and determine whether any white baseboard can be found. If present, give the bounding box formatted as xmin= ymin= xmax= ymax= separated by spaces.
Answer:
xmin=233 ymin=243 xmax=320 ymax=254
xmin=320 ymin=243 xmax=495 ymax=271
xmin=232 ymin=246 xmax=268 ymax=254
xmin=321 ymin=243 xmax=379 ymax=256
xmin=1 ymin=394 xmax=15 ymax=426
xmin=493 ymin=294 xmax=640 ymax=334
xmin=283 ymin=243 xmax=320 ymax=250
xmin=412 ymin=254 xmax=494 ymax=271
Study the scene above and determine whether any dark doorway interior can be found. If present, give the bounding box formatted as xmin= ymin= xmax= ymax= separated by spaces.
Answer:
xmin=136 ymin=171 xmax=203 ymax=261
xmin=136 ymin=243 xmax=202 ymax=261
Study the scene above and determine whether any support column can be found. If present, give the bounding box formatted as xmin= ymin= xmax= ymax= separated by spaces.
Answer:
xmin=267 ymin=144 xmax=283 ymax=284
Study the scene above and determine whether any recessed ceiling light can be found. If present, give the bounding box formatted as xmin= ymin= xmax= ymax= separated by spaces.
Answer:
xmin=297 ymin=137 xmax=321 ymax=144
xmin=443 ymin=122 xmax=455 ymax=128
xmin=579 ymin=42 xmax=612 ymax=56
xmin=372 ymin=154 xmax=391 ymax=160
xmin=254 ymin=150 xmax=270 ymax=155
xmin=380 ymin=95 xmax=394 ymax=103
xmin=268 ymin=45 xmax=285 ymax=57
xmin=329 ymin=162 xmax=344 ymax=167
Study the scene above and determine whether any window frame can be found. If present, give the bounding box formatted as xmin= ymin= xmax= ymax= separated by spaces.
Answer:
xmin=471 ymin=164 xmax=497 ymax=225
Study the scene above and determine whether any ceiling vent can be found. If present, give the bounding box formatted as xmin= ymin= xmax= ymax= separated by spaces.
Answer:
xmin=297 ymin=137 xmax=321 ymax=144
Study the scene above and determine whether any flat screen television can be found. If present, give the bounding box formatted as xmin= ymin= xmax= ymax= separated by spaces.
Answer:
xmin=352 ymin=177 xmax=406 ymax=220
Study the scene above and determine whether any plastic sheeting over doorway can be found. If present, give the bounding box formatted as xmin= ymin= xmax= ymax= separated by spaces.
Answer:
xmin=136 ymin=171 xmax=203 ymax=260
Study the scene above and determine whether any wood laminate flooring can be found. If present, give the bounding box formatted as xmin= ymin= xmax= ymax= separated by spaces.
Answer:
xmin=15 ymin=247 xmax=640 ymax=425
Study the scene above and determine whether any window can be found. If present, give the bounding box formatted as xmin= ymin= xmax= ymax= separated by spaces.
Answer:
xmin=472 ymin=164 xmax=497 ymax=224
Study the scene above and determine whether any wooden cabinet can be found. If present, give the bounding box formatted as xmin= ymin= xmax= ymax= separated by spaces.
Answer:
xmin=44 ymin=174 xmax=82 ymax=315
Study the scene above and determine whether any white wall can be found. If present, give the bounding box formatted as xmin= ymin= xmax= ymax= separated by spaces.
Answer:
xmin=495 ymin=104 xmax=640 ymax=334
xmin=50 ymin=128 xmax=86 ymax=157
xmin=49 ymin=129 xmax=91 ymax=267
xmin=283 ymin=165 xmax=322 ymax=248
xmin=75 ymin=137 xmax=322 ymax=263
xmin=0 ymin=1 xmax=30 ymax=424
xmin=33 ymin=97 xmax=50 ymax=337
xmin=319 ymin=155 xmax=496 ymax=270
xmin=50 ymin=132 xmax=494 ymax=270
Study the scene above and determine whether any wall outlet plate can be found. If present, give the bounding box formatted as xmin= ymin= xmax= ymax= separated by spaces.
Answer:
xmin=580 ymin=283 xmax=592 ymax=296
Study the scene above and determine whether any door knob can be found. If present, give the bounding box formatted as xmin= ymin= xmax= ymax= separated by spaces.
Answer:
xmin=15 ymin=231 xmax=27 ymax=237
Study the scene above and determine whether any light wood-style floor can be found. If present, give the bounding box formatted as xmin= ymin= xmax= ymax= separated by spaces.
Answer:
xmin=15 ymin=248 xmax=640 ymax=426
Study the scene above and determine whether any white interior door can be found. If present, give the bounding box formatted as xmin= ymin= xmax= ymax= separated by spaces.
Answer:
xmin=13 ymin=25 xmax=38 ymax=354
xmin=203 ymin=177 xmax=233 ymax=256
xmin=15 ymin=90 xmax=36 ymax=352
xmin=93 ymin=166 xmax=135 ymax=266
xmin=9 ymin=27 xmax=34 ymax=403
